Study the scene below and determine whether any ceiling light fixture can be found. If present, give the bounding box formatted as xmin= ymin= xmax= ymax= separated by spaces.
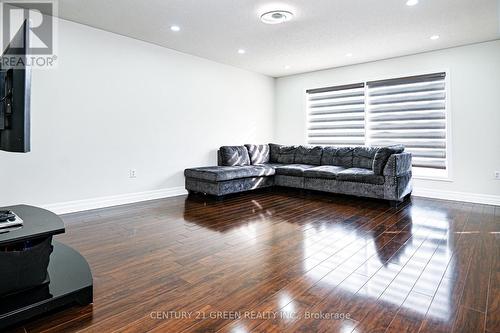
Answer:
xmin=406 ymin=0 xmax=419 ymax=6
xmin=345 ymin=53 xmax=353 ymax=57
xmin=260 ymin=10 xmax=294 ymax=24
xmin=430 ymin=35 xmax=440 ymax=40
xmin=284 ymin=65 xmax=291 ymax=69
xmin=170 ymin=25 xmax=180 ymax=32
xmin=237 ymin=49 xmax=246 ymax=54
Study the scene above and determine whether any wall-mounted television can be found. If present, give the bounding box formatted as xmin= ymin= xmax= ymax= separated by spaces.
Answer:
xmin=0 ymin=20 xmax=31 ymax=153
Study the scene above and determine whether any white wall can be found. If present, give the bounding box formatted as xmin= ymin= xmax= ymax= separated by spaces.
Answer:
xmin=275 ymin=40 xmax=500 ymax=202
xmin=0 ymin=19 xmax=274 ymax=209
xmin=1 ymin=19 xmax=498 ymax=210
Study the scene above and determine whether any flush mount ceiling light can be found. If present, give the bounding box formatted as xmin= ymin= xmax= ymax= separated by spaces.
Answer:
xmin=430 ymin=35 xmax=440 ymax=40
xmin=406 ymin=0 xmax=419 ymax=6
xmin=260 ymin=10 xmax=294 ymax=24
xmin=170 ymin=25 xmax=180 ymax=32
xmin=237 ymin=49 xmax=246 ymax=54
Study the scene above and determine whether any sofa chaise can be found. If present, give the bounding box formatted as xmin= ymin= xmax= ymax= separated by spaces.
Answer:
xmin=184 ymin=144 xmax=413 ymax=205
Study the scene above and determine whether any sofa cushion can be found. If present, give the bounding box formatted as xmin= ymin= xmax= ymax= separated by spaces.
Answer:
xmin=275 ymin=164 xmax=315 ymax=177
xmin=245 ymin=144 xmax=270 ymax=165
xmin=185 ymin=165 xmax=275 ymax=182
xmin=269 ymin=143 xmax=283 ymax=163
xmin=373 ymin=145 xmax=405 ymax=175
xmin=303 ymin=165 xmax=346 ymax=179
xmin=352 ymin=147 xmax=379 ymax=169
xmin=274 ymin=145 xmax=298 ymax=164
xmin=336 ymin=168 xmax=385 ymax=185
xmin=321 ymin=147 xmax=354 ymax=167
xmin=220 ymin=146 xmax=250 ymax=166
xmin=294 ymin=146 xmax=323 ymax=165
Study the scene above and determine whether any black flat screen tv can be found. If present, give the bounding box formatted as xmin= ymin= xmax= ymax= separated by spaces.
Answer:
xmin=0 ymin=20 xmax=31 ymax=153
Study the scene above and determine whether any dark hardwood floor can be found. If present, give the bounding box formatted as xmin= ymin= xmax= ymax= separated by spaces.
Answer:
xmin=8 ymin=189 xmax=500 ymax=333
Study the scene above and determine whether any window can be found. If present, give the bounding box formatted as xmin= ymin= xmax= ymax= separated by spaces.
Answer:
xmin=306 ymin=72 xmax=449 ymax=179
xmin=306 ymin=83 xmax=366 ymax=146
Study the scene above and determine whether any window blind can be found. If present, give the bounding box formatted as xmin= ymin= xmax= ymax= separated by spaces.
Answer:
xmin=306 ymin=83 xmax=365 ymax=146
xmin=366 ymin=73 xmax=447 ymax=170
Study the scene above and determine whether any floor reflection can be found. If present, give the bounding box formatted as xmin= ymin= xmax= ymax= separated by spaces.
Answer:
xmin=183 ymin=194 xmax=273 ymax=233
xmin=303 ymin=204 xmax=452 ymax=319
xmin=183 ymin=193 xmax=455 ymax=322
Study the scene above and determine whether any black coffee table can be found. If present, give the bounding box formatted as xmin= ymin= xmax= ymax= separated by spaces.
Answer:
xmin=0 ymin=205 xmax=93 ymax=330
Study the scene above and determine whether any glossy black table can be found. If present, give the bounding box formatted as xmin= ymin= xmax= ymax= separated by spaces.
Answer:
xmin=0 ymin=205 xmax=93 ymax=330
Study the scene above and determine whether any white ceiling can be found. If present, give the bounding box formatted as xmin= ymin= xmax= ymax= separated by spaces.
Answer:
xmin=52 ymin=0 xmax=499 ymax=77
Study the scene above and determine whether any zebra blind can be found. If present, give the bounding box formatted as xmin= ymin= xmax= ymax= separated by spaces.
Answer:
xmin=306 ymin=72 xmax=449 ymax=177
xmin=306 ymin=83 xmax=365 ymax=146
xmin=366 ymin=73 xmax=447 ymax=171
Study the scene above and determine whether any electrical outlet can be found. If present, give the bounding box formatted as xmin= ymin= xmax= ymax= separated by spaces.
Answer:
xmin=129 ymin=169 xmax=137 ymax=179
xmin=495 ymin=171 xmax=500 ymax=180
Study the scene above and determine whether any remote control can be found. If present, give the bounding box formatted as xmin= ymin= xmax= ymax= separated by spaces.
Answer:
xmin=0 ymin=210 xmax=23 ymax=229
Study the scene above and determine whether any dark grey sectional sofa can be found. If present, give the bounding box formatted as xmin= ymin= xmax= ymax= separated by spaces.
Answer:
xmin=184 ymin=144 xmax=413 ymax=205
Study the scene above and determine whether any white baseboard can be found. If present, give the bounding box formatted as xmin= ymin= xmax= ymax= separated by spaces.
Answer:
xmin=413 ymin=188 xmax=500 ymax=206
xmin=42 ymin=186 xmax=188 ymax=215
xmin=38 ymin=186 xmax=498 ymax=215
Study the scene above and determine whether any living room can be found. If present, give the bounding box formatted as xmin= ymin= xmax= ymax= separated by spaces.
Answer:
xmin=0 ymin=0 xmax=499 ymax=332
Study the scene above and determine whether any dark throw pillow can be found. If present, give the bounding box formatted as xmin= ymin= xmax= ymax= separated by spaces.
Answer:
xmin=276 ymin=145 xmax=297 ymax=164
xmin=353 ymin=147 xmax=380 ymax=169
xmin=245 ymin=144 xmax=270 ymax=165
xmin=269 ymin=143 xmax=283 ymax=163
xmin=294 ymin=146 xmax=323 ymax=165
xmin=321 ymin=146 xmax=354 ymax=168
xmin=372 ymin=145 xmax=405 ymax=175
xmin=219 ymin=146 xmax=251 ymax=166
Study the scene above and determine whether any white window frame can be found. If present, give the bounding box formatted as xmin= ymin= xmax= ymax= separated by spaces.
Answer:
xmin=305 ymin=69 xmax=452 ymax=182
